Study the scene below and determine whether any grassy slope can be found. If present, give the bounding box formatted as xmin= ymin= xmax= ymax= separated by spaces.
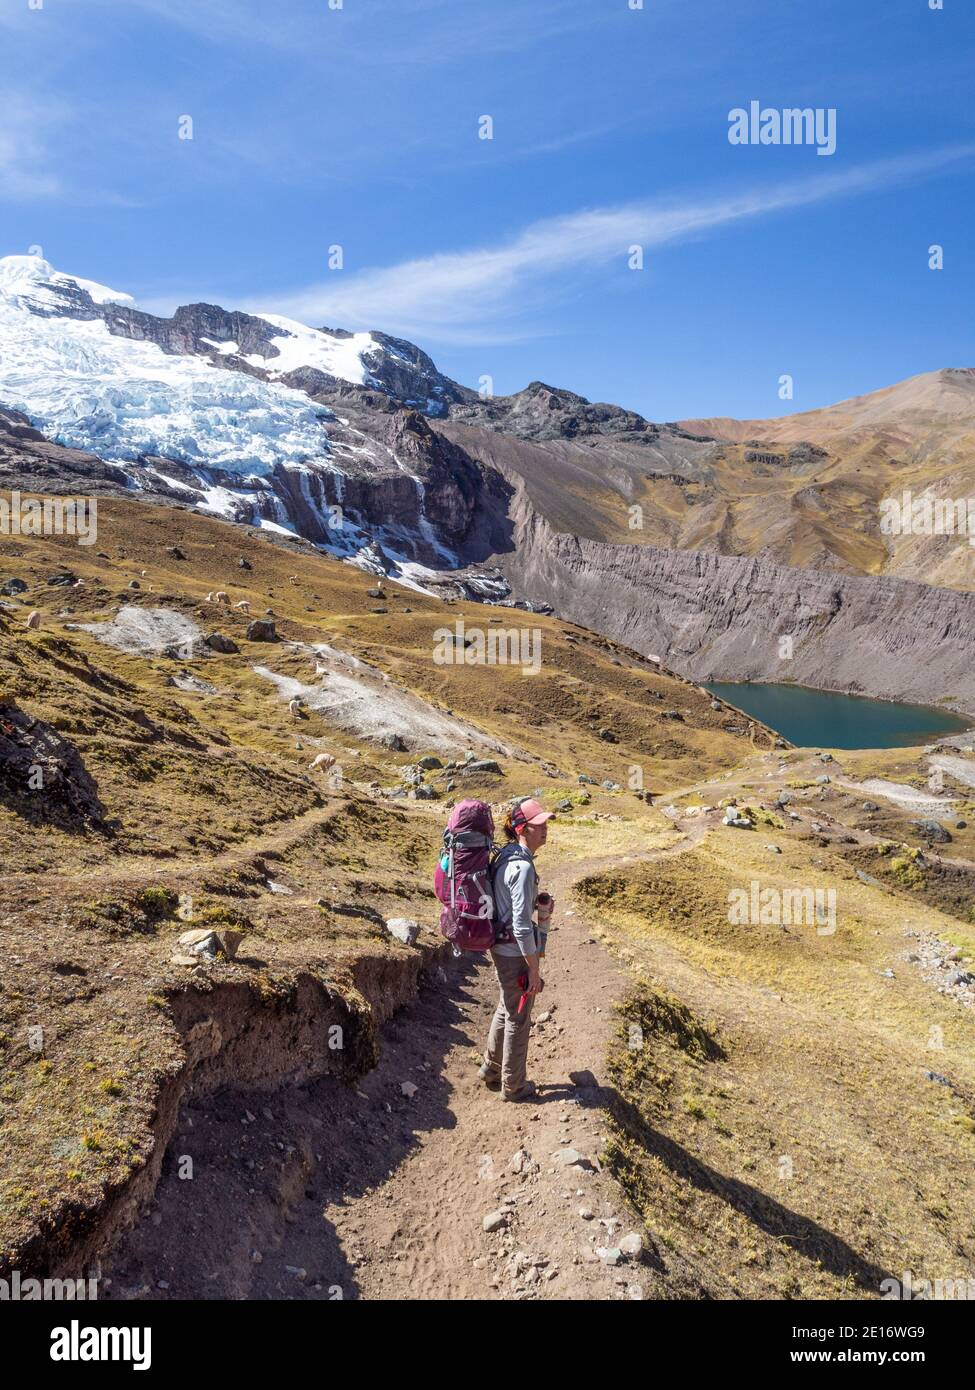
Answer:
xmin=0 ymin=497 xmax=767 ymax=1273
xmin=577 ymin=761 xmax=975 ymax=1299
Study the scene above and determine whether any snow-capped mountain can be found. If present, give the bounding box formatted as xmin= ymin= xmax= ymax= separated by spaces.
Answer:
xmin=0 ymin=256 xmax=336 ymax=477
xmin=0 ymin=254 xmax=717 ymax=603
xmin=0 ymin=255 xmax=485 ymax=586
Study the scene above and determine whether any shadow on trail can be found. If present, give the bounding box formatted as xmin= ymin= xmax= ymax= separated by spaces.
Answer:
xmin=593 ymin=1082 xmax=895 ymax=1293
xmin=102 ymin=951 xmax=488 ymax=1302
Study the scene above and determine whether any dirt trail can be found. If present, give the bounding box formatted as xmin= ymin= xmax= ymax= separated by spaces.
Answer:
xmin=322 ymin=846 xmax=672 ymax=1301
xmin=103 ymin=829 xmax=702 ymax=1302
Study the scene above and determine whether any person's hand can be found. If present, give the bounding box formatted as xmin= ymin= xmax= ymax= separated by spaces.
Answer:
xmin=527 ymin=959 xmax=543 ymax=995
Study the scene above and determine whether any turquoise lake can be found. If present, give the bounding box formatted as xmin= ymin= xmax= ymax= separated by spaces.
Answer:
xmin=704 ymin=682 xmax=972 ymax=750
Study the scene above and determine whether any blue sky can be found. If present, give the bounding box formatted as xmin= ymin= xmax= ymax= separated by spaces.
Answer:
xmin=1 ymin=0 xmax=972 ymax=419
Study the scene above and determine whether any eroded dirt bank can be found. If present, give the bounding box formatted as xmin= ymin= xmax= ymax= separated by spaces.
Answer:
xmin=10 ymin=936 xmax=449 ymax=1284
xmin=100 ymin=850 xmax=673 ymax=1302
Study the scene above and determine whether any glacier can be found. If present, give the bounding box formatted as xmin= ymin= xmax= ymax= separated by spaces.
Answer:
xmin=0 ymin=256 xmax=335 ymax=477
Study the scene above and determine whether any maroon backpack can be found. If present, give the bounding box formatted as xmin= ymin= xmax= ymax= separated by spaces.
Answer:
xmin=434 ymin=799 xmax=509 ymax=951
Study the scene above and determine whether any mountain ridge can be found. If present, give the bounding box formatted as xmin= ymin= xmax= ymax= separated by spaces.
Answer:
xmin=4 ymin=253 xmax=975 ymax=707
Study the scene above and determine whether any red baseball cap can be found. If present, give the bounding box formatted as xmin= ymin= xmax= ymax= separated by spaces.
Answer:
xmin=511 ymin=797 xmax=553 ymax=827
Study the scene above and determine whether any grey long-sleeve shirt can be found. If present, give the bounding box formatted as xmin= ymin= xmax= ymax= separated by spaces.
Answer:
xmin=492 ymin=842 xmax=539 ymax=958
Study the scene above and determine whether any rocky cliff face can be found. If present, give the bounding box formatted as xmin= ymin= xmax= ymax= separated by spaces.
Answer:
xmin=490 ymin=470 xmax=975 ymax=713
xmin=5 ymin=254 xmax=975 ymax=714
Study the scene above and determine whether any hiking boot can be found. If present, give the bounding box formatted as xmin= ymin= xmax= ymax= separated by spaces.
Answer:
xmin=478 ymin=1062 xmax=501 ymax=1090
xmin=501 ymin=1079 xmax=536 ymax=1103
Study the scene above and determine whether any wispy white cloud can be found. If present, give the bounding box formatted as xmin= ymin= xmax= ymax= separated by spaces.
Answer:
xmin=248 ymin=145 xmax=975 ymax=344
xmin=0 ymin=91 xmax=62 ymax=200
xmin=86 ymin=0 xmax=597 ymax=63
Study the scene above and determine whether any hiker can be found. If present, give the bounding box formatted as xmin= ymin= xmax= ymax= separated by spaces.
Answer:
xmin=479 ymin=797 xmax=555 ymax=1102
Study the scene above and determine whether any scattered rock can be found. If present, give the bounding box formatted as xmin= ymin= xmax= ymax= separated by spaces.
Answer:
xmin=246 ymin=619 xmax=277 ymax=642
xmin=175 ymin=927 xmax=244 ymax=962
xmin=553 ymin=1147 xmax=589 ymax=1169
xmin=482 ymin=1210 xmax=507 ymax=1233
xmin=856 ymin=868 xmax=884 ymax=888
xmin=385 ymin=918 xmax=420 ymax=947
xmin=0 ymin=700 xmax=105 ymax=826
xmin=463 ymin=758 xmax=503 ymax=775
xmin=911 ymin=819 xmax=952 ymax=844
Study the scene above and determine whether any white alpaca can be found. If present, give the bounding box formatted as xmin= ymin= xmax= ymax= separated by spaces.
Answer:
xmin=288 ymin=697 xmax=303 ymax=719
xmin=310 ymin=752 xmax=336 ymax=771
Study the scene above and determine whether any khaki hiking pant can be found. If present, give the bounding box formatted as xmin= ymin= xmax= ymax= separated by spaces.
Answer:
xmin=484 ymin=949 xmax=534 ymax=1096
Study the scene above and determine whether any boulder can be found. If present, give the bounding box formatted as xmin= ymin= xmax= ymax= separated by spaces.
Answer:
xmin=911 ymin=819 xmax=952 ymax=844
xmin=385 ymin=918 xmax=420 ymax=947
xmin=205 ymin=632 xmax=239 ymax=654
xmin=176 ymin=927 xmax=244 ymax=961
xmin=246 ymin=619 xmax=277 ymax=642
xmin=463 ymin=759 xmax=503 ymax=775
xmin=0 ymin=700 xmax=105 ymax=827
